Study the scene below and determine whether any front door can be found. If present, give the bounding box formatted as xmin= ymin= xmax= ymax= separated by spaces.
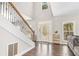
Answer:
xmin=38 ymin=21 xmax=52 ymax=42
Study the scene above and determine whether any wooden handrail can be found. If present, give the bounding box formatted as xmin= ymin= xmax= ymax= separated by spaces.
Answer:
xmin=9 ymin=2 xmax=34 ymax=33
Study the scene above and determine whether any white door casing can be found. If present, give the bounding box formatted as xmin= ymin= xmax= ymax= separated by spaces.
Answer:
xmin=62 ymin=21 xmax=76 ymax=44
xmin=37 ymin=21 xmax=52 ymax=43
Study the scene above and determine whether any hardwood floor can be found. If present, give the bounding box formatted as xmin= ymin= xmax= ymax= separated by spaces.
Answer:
xmin=23 ymin=42 xmax=74 ymax=56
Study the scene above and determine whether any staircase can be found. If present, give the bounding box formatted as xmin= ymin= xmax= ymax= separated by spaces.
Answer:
xmin=0 ymin=2 xmax=35 ymax=56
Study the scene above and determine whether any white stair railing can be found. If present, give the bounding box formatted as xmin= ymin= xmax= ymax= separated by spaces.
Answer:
xmin=0 ymin=2 xmax=35 ymax=40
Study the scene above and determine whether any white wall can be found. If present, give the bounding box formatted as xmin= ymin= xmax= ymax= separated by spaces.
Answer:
xmin=33 ymin=2 xmax=52 ymax=21
xmin=14 ymin=2 xmax=33 ymax=18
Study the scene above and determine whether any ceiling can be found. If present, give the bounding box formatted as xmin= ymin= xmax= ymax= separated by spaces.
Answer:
xmin=50 ymin=2 xmax=79 ymax=16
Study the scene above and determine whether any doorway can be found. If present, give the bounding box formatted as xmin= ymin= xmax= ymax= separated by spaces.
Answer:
xmin=38 ymin=21 xmax=52 ymax=43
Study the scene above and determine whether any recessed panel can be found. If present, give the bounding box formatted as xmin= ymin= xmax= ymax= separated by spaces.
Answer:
xmin=8 ymin=44 xmax=13 ymax=56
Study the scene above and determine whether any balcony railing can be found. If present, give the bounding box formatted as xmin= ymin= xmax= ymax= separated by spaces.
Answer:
xmin=0 ymin=2 xmax=35 ymax=40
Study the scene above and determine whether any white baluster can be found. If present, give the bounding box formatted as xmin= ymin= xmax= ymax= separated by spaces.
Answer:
xmin=0 ymin=2 xmax=2 ymax=14
xmin=4 ymin=2 xmax=6 ymax=17
xmin=1 ymin=2 xmax=4 ymax=16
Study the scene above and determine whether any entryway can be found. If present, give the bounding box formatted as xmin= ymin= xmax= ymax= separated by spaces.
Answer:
xmin=37 ymin=21 xmax=52 ymax=43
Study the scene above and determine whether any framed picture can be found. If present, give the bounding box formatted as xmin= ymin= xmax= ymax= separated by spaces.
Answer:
xmin=42 ymin=2 xmax=48 ymax=10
